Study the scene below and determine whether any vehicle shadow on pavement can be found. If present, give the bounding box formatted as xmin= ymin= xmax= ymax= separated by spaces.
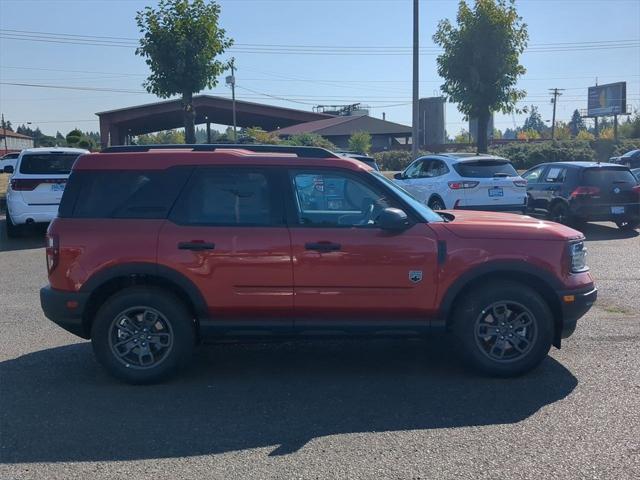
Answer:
xmin=0 ymin=219 xmax=46 ymax=252
xmin=578 ymin=222 xmax=639 ymax=241
xmin=0 ymin=337 xmax=577 ymax=463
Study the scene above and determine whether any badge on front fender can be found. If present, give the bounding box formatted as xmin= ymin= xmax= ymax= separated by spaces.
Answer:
xmin=409 ymin=270 xmax=423 ymax=283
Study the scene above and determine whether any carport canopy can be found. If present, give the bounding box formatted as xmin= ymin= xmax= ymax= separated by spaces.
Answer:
xmin=96 ymin=95 xmax=334 ymax=147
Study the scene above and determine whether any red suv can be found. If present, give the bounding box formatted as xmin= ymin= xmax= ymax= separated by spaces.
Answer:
xmin=40 ymin=145 xmax=597 ymax=383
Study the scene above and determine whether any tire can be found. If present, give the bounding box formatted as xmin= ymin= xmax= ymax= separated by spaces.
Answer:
xmin=428 ymin=197 xmax=446 ymax=210
xmin=91 ymin=286 xmax=196 ymax=384
xmin=451 ymin=281 xmax=554 ymax=377
xmin=548 ymin=202 xmax=570 ymax=225
xmin=615 ymin=219 xmax=640 ymax=231
xmin=5 ymin=209 xmax=21 ymax=238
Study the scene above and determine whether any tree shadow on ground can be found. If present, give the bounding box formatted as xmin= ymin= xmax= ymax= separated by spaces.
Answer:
xmin=0 ymin=336 xmax=577 ymax=463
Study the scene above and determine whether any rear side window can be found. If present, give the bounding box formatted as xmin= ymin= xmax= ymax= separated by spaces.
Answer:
xmin=171 ymin=168 xmax=278 ymax=226
xmin=19 ymin=153 xmax=81 ymax=175
xmin=544 ymin=167 xmax=567 ymax=183
xmin=582 ymin=168 xmax=637 ymax=186
xmin=453 ymin=160 xmax=518 ymax=178
xmin=60 ymin=167 xmax=191 ymax=219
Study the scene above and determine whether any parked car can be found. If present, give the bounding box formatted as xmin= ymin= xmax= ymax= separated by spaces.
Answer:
xmin=617 ymin=149 xmax=640 ymax=169
xmin=5 ymin=147 xmax=88 ymax=237
xmin=393 ymin=153 xmax=527 ymax=212
xmin=0 ymin=151 xmax=20 ymax=172
xmin=523 ymin=162 xmax=640 ymax=230
xmin=41 ymin=144 xmax=596 ymax=383
xmin=336 ymin=151 xmax=380 ymax=171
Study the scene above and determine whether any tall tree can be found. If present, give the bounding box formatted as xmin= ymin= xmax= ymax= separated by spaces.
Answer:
xmin=522 ymin=105 xmax=546 ymax=134
xmin=136 ymin=0 xmax=233 ymax=143
xmin=568 ymin=109 xmax=586 ymax=137
xmin=434 ymin=0 xmax=528 ymax=153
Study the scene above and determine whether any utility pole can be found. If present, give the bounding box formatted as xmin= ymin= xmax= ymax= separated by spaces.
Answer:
xmin=231 ymin=58 xmax=238 ymax=141
xmin=1 ymin=114 xmax=8 ymax=153
xmin=549 ymin=88 xmax=564 ymax=140
xmin=411 ymin=0 xmax=419 ymax=160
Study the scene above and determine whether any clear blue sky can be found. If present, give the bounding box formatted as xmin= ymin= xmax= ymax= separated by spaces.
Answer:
xmin=0 ymin=0 xmax=639 ymax=137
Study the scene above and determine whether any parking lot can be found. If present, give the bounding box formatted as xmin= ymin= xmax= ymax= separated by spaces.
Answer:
xmin=0 ymin=217 xmax=638 ymax=479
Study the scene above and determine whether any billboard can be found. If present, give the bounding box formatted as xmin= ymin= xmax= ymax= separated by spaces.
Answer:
xmin=587 ymin=82 xmax=626 ymax=117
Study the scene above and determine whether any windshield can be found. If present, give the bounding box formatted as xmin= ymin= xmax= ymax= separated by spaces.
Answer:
xmin=453 ymin=160 xmax=518 ymax=178
xmin=372 ymin=171 xmax=444 ymax=223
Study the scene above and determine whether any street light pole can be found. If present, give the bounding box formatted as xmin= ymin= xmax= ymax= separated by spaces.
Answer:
xmin=229 ymin=58 xmax=237 ymax=142
xmin=411 ymin=0 xmax=420 ymax=160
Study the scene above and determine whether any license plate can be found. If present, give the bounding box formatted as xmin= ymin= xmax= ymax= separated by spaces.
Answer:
xmin=611 ymin=206 xmax=624 ymax=214
xmin=51 ymin=183 xmax=66 ymax=192
xmin=488 ymin=187 xmax=504 ymax=197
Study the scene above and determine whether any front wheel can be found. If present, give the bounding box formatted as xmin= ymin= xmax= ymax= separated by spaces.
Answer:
xmin=451 ymin=281 xmax=554 ymax=377
xmin=91 ymin=287 xmax=195 ymax=384
xmin=428 ymin=197 xmax=446 ymax=210
xmin=615 ymin=219 xmax=640 ymax=231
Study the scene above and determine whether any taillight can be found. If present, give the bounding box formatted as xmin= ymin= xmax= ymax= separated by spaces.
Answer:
xmin=46 ymin=234 xmax=59 ymax=274
xmin=11 ymin=179 xmax=41 ymax=191
xmin=513 ymin=179 xmax=527 ymax=187
xmin=570 ymin=186 xmax=600 ymax=199
xmin=10 ymin=178 xmax=65 ymax=191
xmin=632 ymin=185 xmax=640 ymax=196
xmin=448 ymin=181 xmax=479 ymax=190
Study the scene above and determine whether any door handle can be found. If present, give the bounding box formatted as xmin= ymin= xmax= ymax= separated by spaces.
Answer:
xmin=305 ymin=242 xmax=341 ymax=252
xmin=178 ymin=241 xmax=215 ymax=251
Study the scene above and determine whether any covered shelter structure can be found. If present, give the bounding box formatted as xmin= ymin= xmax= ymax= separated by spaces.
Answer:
xmin=271 ymin=115 xmax=412 ymax=152
xmin=96 ymin=95 xmax=334 ymax=147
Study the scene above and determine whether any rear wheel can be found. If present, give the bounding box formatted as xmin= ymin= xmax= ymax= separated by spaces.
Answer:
xmin=428 ymin=197 xmax=446 ymax=210
xmin=91 ymin=287 xmax=195 ymax=384
xmin=548 ymin=202 xmax=570 ymax=225
xmin=5 ymin=209 xmax=22 ymax=238
xmin=615 ymin=219 xmax=640 ymax=230
xmin=451 ymin=281 xmax=554 ymax=377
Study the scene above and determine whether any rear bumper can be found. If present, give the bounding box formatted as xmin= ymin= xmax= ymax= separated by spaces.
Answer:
xmin=40 ymin=286 xmax=90 ymax=339
xmin=7 ymin=195 xmax=59 ymax=225
xmin=572 ymin=203 xmax=640 ymax=222
xmin=455 ymin=203 xmax=526 ymax=213
xmin=557 ymin=285 xmax=597 ymax=339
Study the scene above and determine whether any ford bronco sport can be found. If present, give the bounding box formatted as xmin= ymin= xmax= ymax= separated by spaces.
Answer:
xmin=40 ymin=145 xmax=597 ymax=383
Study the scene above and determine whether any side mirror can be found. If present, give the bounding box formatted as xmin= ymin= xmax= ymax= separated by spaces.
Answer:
xmin=3 ymin=165 xmax=14 ymax=174
xmin=393 ymin=172 xmax=404 ymax=180
xmin=377 ymin=208 xmax=410 ymax=231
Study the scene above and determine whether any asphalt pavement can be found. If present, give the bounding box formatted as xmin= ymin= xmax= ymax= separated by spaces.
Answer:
xmin=0 ymin=218 xmax=638 ymax=479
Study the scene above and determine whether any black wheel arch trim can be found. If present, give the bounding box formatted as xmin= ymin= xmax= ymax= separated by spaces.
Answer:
xmin=438 ymin=260 xmax=564 ymax=319
xmin=80 ymin=262 xmax=208 ymax=316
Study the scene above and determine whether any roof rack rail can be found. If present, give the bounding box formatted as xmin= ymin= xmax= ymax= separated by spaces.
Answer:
xmin=101 ymin=144 xmax=340 ymax=158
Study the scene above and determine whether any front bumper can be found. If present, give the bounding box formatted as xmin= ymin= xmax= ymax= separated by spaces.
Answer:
xmin=454 ymin=203 xmax=526 ymax=213
xmin=40 ymin=286 xmax=90 ymax=339
xmin=557 ymin=285 xmax=598 ymax=339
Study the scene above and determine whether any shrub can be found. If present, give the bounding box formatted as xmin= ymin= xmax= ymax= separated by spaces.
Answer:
xmin=373 ymin=150 xmax=431 ymax=171
xmin=283 ymin=133 xmax=335 ymax=150
xmin=348 ymin=131 xmax=372 ymax=154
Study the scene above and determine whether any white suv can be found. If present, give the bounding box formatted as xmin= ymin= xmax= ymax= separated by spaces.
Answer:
xmin=5 ymin=147 xmax=88 ymax=237
xmin=393 ymin=153 xmax=527 ymax=212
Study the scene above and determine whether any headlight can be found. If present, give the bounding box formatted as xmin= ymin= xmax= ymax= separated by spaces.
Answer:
xmin=569 ymin=241 xmax=588 ymax=273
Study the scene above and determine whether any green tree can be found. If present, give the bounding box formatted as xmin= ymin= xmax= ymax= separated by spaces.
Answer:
xmin=244 ymin=127 xmax=281 ymax=145
xmin=619 ymin=111 xmax=640 ymax=139
xmin=65 ymin=129 xmax=83 ymax=146
xmin=136 ymin=129 xmax=186 ymax=144
xmin=347 ymin=131 xmax=372 ymax=154
xmin=135 ymin=0 xmax=233 ymax=144
xmin=568 ymin=109 xmax=586 ymax=137
xmin=522 ymin=105 xmax=546 ymax=135
xmin=433 ymin=0 xmax=528 ymax=153
xmin=454 ymin=129 xmax=471 ymax=143
xmin=283 ymin=133 xmax=335 ymax=150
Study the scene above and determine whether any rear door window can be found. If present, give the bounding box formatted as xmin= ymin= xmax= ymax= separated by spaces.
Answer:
xmin=582 ymin=168 xmax=637 ymax=186
xmin=453 ymin=160 xmax=518 ymax=178
xmin=171 ymin=168 xmax=280 ymax=226
xmin=544 ymin=166 xmax=567 ymax=183
xmin=19 ymin=153 xmax=81 ymax=175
